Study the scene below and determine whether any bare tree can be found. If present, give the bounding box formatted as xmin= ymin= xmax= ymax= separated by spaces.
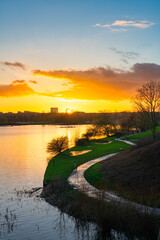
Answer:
xmin=132 ymin=80 xmax=160 ymax=140
xmin=82 ymin=127 xmax=97 ymax=140
xmin=94 ymin=114 xmax=116 ymax=137
xmin=47 ymin=136 xmax=69 ymax=154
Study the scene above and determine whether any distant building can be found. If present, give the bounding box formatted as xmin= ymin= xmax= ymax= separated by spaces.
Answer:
xmin=51 ymin=107 xmax=58 ymax=113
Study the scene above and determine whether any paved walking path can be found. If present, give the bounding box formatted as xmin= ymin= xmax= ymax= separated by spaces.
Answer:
xmin=68 ymin=140 xmax=160 ymax=216
xmin=117 ymin=139 xmax=136 ymax=146
xmin=68 ymin=153 xmax=118 ymax=200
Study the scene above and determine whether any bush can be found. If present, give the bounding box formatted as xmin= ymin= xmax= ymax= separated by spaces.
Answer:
xmin=114 ymin=132 xmax=125 ymax=138
xmin=75 ymin=138 xmax=90 ymax=146
xmin=47 ymin=136 xmax=69 ymax=154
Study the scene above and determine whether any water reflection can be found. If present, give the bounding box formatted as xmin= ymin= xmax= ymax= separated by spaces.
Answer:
xmin=70 ymin=150 xmax=92 ymax=156
xmin=0 ymin=125 xmax=91 ymax=240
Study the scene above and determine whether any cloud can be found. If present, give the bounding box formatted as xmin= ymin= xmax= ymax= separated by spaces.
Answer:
xmin=12 ymin=80 xmax=38 ymax=85
xmin=109 ymin=47 xmax=139 ymax=63
xmin=2 ymin=63 xmax=160 ymax=101
xmin=0 ymin=61 xmax=26 ymax=70
xmin=111 ymin=28 xmax=128 ymax=32
xmin=112 ymin=20 xmax=155 ymax=28
xmin=0 ymin=82 xmax=35 ymax=97
xmin=29 ymin=80 xmax=38 ymax=84
xmin=94 ymin=20 xmax=155 ymax=31
xmin=12 ymin=80 xmax=26 ymax=84
xmin=33 ymin=63 xmax=160 ymax=101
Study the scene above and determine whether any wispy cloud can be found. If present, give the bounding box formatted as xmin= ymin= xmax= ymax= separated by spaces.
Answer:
xmin=109 ymin=47 xmax=139 ymax=64
xmin=94 ymin=20 xmax=155 ymax=31
xmin=12 ymin=80 xmax=38 ymax=85
xmin=0 ymin=61 xmax=26 ymax=70
xmin=12 ymin=80 xmax=26 ymax=84
xmin=111 ymin=28 xmax=128 ymax=32
xmin=112 ymin=20 xmax=155 ymax=28
xmin=29 ymin=80 xmax=38 ymax=84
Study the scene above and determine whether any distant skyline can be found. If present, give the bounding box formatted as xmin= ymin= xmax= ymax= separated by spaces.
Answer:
xmin=0 ymin=0 xmax=160 ymax=113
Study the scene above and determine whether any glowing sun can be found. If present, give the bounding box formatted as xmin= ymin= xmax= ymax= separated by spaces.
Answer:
xmin=66 ymin=108 xmax=72 ymax=114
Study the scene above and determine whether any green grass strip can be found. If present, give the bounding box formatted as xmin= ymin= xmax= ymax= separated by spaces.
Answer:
xmin=122 ymin=126 xmax=160 ymax=142
xmin=84 ymin=162 xmax=105 ymax=189
xmin=44 ymin=140 xmax=130 ymax=181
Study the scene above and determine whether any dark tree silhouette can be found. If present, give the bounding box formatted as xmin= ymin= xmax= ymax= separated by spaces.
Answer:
xmin=47 ymin=136 xmax=69 ymax=154
xmin=94 ymin=114 xmax=116 ymax=137
xmin=83 ymin=127 xmax=97 ymax=140
xmin=132 ymin=80 xmax=160 ymax=140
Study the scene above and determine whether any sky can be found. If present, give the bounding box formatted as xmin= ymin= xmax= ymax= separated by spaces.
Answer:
xmin=0 ymin=0 xmax=160 ymax=113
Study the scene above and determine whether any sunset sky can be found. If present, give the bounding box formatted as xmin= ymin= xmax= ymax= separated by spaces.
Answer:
xmin=0 ymin=0 xmax=160 ymax=113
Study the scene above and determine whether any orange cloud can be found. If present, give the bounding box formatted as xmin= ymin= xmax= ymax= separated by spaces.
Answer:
xmin=29 ymin=80 xmax=38 ymax=84
xmin=2 ymin=63 xmax=160 ymax=101
xmin=0 ymin=82 xmax=35 ymax=97
xmin=12 ymin=80 xmax=26 ymax=84
xmin=33 ymin=63 xmax=160 ymax=101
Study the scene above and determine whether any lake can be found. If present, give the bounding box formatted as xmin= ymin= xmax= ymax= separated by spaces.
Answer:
xmin=0 ymin=125 xmax=147 ymax=240
xmin=0 ymin=124 xmax=98 ymax=240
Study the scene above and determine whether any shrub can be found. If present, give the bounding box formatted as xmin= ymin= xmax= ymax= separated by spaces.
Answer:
xmin=47 ymin=136 xmax=69 ymax=154
xmin=75 ymin=138 xmax=90 ymax=146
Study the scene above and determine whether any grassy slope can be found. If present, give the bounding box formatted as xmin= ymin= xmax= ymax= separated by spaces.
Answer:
xmin=85 ymin=140 xmax=160 ymax=207
xmin=44 ymin=140 xmax=130 ymax=181
xmin=122 ymin=126 xmax=160 ymax=143
xmin=84 ymin=129 xmax=157 ymax=188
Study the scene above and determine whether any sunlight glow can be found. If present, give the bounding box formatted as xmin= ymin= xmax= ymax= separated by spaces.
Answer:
xmin=66 ymin=108 xmax=72 ymax=114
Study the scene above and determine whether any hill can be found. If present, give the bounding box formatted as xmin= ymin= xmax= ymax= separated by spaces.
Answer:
xmin=98 ymin=140 xmax=160 ymax=207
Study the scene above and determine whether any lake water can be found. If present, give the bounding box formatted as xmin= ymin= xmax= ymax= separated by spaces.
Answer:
xmin=0 ymin=124 xmax=98 ymax=240
xmin=0 ymin=125 xmax=147 ymax=240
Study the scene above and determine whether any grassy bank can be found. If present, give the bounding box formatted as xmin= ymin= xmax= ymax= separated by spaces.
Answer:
xmin=85 ymin=138 xmax=160 ymax=208
xmin=44 ymin=139 xmax=130 ymax=181
xmin=122 ymin=126 xmax=160 ymax=143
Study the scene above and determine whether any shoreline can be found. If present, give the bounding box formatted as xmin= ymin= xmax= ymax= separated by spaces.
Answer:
xmin=42 ymin=178 xmax=159 ymax=240
xmin=0 ymin=123 xmax=91 ymax=127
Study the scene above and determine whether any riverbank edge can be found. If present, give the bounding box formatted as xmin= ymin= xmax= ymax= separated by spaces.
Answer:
xmin=0 ymin=123 xmax=91 ymax=127
xmin=42 ymin=178 xmax=159 ymax=240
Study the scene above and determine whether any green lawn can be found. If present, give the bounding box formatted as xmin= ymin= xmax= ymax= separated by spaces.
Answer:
xmin=44 ymin=140 xmax=130 ymax=181
xmin=122 ymin=126 xmax=160 ymax=142
xmin=84 ymin=162 xmax=106 ymax=188
xmin=84 ymin=161 xmax=116 ymax=190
